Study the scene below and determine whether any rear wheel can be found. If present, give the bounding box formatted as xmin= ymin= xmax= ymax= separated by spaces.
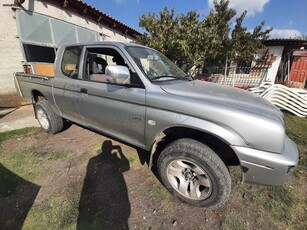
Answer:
xmin=35 ymin=101 xmax=63 ymax=134
xmin=157 ymin=138 xmax=231 ymax=209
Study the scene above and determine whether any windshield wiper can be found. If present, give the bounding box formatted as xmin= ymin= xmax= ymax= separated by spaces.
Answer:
xmin=151 ymin=75 xmax=191 ymax=81
xmin=151 ymin=75 xmax=177 ymax=81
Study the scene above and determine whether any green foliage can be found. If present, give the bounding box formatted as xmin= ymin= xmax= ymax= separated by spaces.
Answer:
xmin=138 ymin=0 xmax=272 ymax=72
xmin=229 ymin=11 xmax=271 ymax=62
xmin=138 ymin=7 xmax=206 ymax=72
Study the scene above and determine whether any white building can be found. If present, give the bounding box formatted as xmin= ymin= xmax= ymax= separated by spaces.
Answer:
xmin=0 ymin=0 xmax=140 ymax=106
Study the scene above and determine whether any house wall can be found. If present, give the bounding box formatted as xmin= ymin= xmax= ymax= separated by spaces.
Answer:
xmin=256 ymin=46 xmax=284 ymax=83
xmin=0 ymin=2 xmax=25 ymax=106
xmin=0 ymin=0 xmax=136 ymax=107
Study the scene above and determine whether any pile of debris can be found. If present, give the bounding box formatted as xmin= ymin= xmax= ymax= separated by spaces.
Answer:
xmin=249 ymin=82 xmax=307 ymax=117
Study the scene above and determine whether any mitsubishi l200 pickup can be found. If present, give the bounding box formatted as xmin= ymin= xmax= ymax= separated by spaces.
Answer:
xmin=15 ymin=42 xmax=299 ymax=209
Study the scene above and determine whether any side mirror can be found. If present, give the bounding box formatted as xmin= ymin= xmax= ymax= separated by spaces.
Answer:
xmin=105 ymin=65 xmax=130 ymax=85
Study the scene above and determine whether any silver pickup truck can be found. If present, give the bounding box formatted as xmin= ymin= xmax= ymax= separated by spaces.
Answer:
xmin=15 ymin=42 xmax=298 ymax=209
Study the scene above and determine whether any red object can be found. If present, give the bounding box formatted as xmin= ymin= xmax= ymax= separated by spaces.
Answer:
xmin=289 ymin=51 xmax=307 ymax=87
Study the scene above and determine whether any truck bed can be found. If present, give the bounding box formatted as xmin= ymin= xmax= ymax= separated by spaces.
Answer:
xmin=15 ymin=72 xmax=53 ymax=103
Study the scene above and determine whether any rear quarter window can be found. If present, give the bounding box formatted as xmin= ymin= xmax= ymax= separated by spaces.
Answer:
xmin=61 ymin=46 xmax=82 ymax=77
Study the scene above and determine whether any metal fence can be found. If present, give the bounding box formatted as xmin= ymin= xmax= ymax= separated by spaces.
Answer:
xmin=200 ymin=65 xmax=269 ymax=87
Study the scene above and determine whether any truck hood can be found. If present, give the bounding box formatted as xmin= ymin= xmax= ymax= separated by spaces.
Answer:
xmin=160 ymin=80 xmax=283 ymax=122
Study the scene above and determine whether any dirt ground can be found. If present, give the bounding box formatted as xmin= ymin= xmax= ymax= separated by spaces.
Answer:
xmin=0 ymin=125 xmax=224 ymax=229
xmin=1 ymin=115 xmax=306 ymax=230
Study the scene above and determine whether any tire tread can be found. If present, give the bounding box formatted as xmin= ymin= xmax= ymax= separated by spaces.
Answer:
xmin=157 ymin=138 xmax=231 ymax=209
xmin=35 ymin=100 xmax=63 ymax=134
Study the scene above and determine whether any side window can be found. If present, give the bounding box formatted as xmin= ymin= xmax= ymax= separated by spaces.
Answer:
xmin=84 ymin=47 xmax=130 ymax=84
xmin=61 ymin=46 xmax=82 ymax=78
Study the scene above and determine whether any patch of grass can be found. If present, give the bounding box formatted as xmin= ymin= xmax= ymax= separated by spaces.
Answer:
xmin=251 ymin=183 xmax=307 ymax=230
xmin=47 ymin=151 xmax=71 ymax=160
xmin=253 ymin=185 xmax=292 ymax=222
xmin=151 ymin=182 xmax=170 ymax=201
xmin=23 ymin=178 xmax=83 ymax=230
xmin=149 ymin=176 xmax=173 ymax=211
xmin=2 ymin=149 xmax=44 ymax=182
xmin=126 ymin=150 xmax=141 ymax=168
xmin=1 ymin=148 xmax=73 ymax=183
xmin=23 ymin=193 xmax=79 ymax=230
xmin=1 ymin=126 xmax=83 ymax=229
xmin=284 ymin=113 xmax=307 ymax=146
xmin=249 ymin=113 xmax=307 ymax=230
xmin=257 ymin=113 xmax=307 ymax=229
xmin=0 ymin=163 xmax=37 ymax=198
xmin=222 ymin=209 xmax=246 ymax=230
xmin=284 ymin=113 xmax=307 ymax=176
xmin=0 ymin=163 xmax=41 ymax=229
xmin=0 ymin=127 xmax=39 ymax=144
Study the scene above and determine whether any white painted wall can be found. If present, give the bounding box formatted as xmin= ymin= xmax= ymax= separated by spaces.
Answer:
xmin=0 ymin=2 xmax=24 ymax=96
xmin=0 ymin=0 xmax=136 ymax=106
xmin=255 ymin=46 xmax=284 ymax=83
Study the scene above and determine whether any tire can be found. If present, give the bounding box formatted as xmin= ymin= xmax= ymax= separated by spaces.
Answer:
xmin=157 ymin=138 xmax=231 ymax=209
xmin=35 ymin=100 xmax=63 ymax=134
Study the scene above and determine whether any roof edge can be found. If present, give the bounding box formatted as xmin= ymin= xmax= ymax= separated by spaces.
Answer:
xmin=263 ymin=38 xmax=307 ymax=46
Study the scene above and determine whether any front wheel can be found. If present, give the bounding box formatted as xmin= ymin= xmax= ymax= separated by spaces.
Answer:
xmin=157 ymin=138 xmax=231 ymax=209
xmin=35 ymin=100 xmax=63 ymax=134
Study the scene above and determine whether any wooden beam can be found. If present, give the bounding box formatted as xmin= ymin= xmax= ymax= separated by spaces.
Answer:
xmin=62 ymin=0 xmax=68 ymax=8
xmin=97 ymin=16 xmax=102 ymax=22
xmin=14 ymin=0 xmax=25 ymax=6
xmin=82 ymin=7 xmax=87 ymax=15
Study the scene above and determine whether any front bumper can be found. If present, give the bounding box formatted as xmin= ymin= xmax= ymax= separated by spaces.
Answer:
xmin=231 ymin=136 xmax=299 ymax=186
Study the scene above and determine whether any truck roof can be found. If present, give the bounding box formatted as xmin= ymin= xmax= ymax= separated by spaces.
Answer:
xmin=60 ymin=41 xmax=147 ymax=49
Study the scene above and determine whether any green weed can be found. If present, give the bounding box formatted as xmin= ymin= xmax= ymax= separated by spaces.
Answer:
xmin=0 ymin=127 xmax=38 ymax=144
xmin=222 ymin=209 xmax=246 ymax=230
xmin=23 ymin=191 xmax=79 ymax=230
xmin=2 ymin=149 xmax=44 ymax=182
xmin=284 ymin=113 xmax=307 ymax=146
xmin=47 ymin=151 xmax=71 ymax=160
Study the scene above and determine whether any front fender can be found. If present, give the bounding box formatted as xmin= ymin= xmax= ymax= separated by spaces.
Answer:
xmin=145 ymin=108 xmax=247 ymax=150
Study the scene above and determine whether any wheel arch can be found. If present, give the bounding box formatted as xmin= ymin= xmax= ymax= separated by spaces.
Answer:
xmin=32 ymin=90 xmax=46 ymax=103
xmin=149 ymin=126 xmax=241 ymax=169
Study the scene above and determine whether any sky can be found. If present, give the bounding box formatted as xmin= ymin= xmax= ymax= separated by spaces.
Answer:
xmin=85 ymin=0 xmax=307 ymax=39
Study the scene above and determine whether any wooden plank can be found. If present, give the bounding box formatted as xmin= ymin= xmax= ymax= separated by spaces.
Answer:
xmin=33 ymin=63 xmax=54 ymax=77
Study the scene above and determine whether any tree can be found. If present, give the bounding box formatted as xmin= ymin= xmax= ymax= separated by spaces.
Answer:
xmin=138 ymin=8 xmax=206 ymax=72
xmin=229 ymin=12 xmax=271 ymax=63
xmin=138 ymin=0 xmax=272 ymax=73
xmin=202 ymin=0 xmax=235 ymax=65
xmin=203 ymin=0 xmax=271 ymax=65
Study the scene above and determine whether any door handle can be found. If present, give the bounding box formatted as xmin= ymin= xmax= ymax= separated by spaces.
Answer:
xmin=80 ymin=88 xmax=88 ymax=94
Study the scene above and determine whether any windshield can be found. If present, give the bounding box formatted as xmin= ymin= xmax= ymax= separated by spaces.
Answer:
xmin=126 ymin=46 xmax=188 ymax=82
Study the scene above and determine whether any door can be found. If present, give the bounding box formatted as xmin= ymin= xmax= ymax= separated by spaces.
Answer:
xmin=76 ymin=46 xmax=146 ymax=147
xmin=53 ymin=45 xmax=83 ymax=123
xmin=289 ymin=51 xmax=307 ymax=88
